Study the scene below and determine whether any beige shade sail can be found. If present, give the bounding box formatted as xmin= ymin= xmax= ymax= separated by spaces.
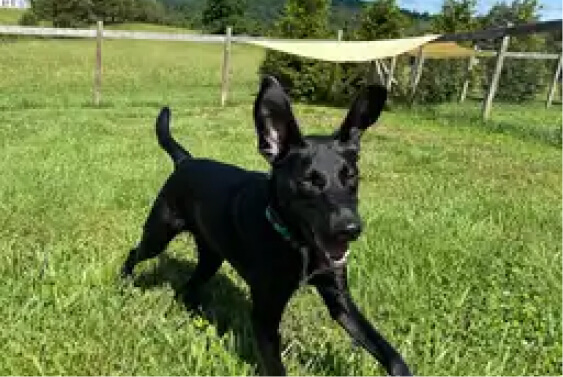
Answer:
xmin=244 ymin=34 xmax=441 ymax=63
xmin=407 ymin=42 xmax=476 ymax=58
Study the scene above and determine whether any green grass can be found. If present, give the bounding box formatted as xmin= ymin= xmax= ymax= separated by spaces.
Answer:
xmin=101 ymin=23 xmax=199 ymax=34
xmin=0 ymin=37 xmax=561 ymax=376
xmin=0 ymin=7 xmax=24 ymax=25
xmin=0 ymin=10 xmax=196 ymax=32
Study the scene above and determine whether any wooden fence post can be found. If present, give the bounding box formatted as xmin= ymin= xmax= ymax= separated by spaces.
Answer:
xmin=220 ymin=26 xmax=232 ymax=107
xmin=367 ymin=60 xmax=385 ymax=86
xmin=386 ymin=56 xmax=397 ymax=91
xmin=329 ymin=29 xmax=343 ymax=96
xmin=482 ymin=33 xmax=510 ymax=120
xmin=374 ymin=60 xmax=385 ymax=84
xmin=546 ymin=52 xmax=562 ymax=108
xmin=409 ymin=46 xmax=425 ymax=105
xmin=459 ymin=45 xmax=479 ymax=103
xmin=93 ymin=20 xmax=103 ymax=107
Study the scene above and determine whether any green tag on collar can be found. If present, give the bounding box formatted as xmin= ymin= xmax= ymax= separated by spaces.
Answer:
xmin=265 ymin=206 xmax=292 ymax=241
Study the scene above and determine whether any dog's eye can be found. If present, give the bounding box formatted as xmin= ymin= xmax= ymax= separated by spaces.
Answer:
xmin=304 ymin=170 xmax=326 ymax=190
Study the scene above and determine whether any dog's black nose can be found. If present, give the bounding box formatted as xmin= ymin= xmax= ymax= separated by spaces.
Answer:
xmin=336 ymin=222 xmax=363 ymax=241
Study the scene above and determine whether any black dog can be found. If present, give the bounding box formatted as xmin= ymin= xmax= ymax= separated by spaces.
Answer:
xmin=121 ymin=76 xmax=411 ymax=376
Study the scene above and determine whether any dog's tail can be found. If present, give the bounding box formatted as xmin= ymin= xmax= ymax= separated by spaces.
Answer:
xmin=156 ymin=107 xmax=191 ymax=168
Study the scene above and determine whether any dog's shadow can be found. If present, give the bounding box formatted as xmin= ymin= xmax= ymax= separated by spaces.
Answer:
xmin=133 ymin=253 xmax=258 ymax=369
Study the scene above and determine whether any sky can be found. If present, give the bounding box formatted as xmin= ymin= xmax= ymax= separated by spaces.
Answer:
xmin=397 ymin=0 xmax=562 ymax=20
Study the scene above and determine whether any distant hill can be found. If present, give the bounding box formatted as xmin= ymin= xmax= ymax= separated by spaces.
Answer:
xmin=158 ymin=0 xmax=434 ymax=34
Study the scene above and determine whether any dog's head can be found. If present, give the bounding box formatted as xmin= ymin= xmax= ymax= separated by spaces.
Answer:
xmin=254 ymin=76 xmax=387 ymax=268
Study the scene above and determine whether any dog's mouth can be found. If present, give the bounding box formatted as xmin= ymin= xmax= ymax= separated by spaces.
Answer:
xmin=311 ymin=233 xmax=349 ymax=268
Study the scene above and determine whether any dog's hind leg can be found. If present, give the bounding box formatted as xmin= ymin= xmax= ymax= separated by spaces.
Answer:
xmin=121 ymin=198 xmax=183 ymax=278
xmin=179 ymin=237 xmax=224 ymax=310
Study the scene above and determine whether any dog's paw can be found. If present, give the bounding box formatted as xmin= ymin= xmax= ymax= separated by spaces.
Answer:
xmin=390 ymin=358 xmax=413 ymax=376
xmin=115 ymin=270 xmax=136 ymax=297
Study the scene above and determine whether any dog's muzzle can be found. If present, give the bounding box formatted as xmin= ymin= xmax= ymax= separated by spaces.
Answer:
xmin=297 ymin=242 xmax=349 ymax=287
xmin=311 ymin=232 xmax=351 ymax=268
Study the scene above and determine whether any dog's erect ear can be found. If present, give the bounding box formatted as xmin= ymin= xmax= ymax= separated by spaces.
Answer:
xmin=253 ymin=75 xmax=304 ymax=163
xmin=335 ymin=84 xmax=387 ymax=147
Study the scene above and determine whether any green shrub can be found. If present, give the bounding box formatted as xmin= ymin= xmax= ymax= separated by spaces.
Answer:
xmin=415 ymin=59 xmax=468 ymax=103
xmin=202 ymin=0 xmax=246 ymax=34
xmin=329 ymin=0 xmax=410 ymax=105
xmin=261 ymin=52 xmax=333 ymax=102
xmin=355 ymin=0 xmax=409 ymax=41
xmin=19 ymin=10 xmax=39 ymax=26
xmin=258 ymin=0 xmax=332 ymax=102
xmin=414 ymin=0 xmax=477 ymax=104
xmin=479 ymin=0 xmax=548 ymax=102
xmin=491 ymin=54 xmax=547 ymax=102
xmin=31 ymin=0 xmax=168 ymax=28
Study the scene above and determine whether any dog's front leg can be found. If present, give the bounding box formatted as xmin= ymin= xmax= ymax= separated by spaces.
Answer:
xmin=250 ymin=287 xmax=293 ymax=376
xmin=313 ymin=270 xmax=412 ymax=376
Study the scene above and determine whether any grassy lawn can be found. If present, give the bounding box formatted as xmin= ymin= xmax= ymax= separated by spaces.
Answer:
xmin=0 ymin=8 xmax=23 ymax=25
xmin=0 ymin=9 xmax=197 ymax=32
xmin=0 ymin=38 xmax=561 ymax=376
xmin=98 ymin=23 xmax=199 ymax=34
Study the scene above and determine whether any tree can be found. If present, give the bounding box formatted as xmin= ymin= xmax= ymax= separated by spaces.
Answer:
xmin=402 ymin=9 xmax=433 ymax=35
xmin=165 ymin=0 xmax=207 ymax=29
xmin=432 ymin=0 xmax=478 ymax=33
xmin=356 ymin=0 xmax=409 ymax=40
xmin=330 ymin=0 xmax=410 ymax=105
xmin=480 ymin=0 xmax=548 ymax=102
xmin=202 ymin=0 xmax=246 ymax=34
xmin=414 ymin=0 xmax=478 ymax=103
xmin=259 ymin=0 xmax=332 ymax=102
xmin=30 ymin=0 xmax=54 ymax=22
xmin=31 ymin=0 xmax=166 ymax=26
xmin=19 ymin=9 xmax=39 ymax=25
xmin=91 ymin=0 xmax=124 ymax=24
xmin=274 ymin=0 xmax=330 ymax=38
xmin=31 ymin=0 xmax=94 ymax=27
xmin=132 ymin=0 xmax=167 ymax=24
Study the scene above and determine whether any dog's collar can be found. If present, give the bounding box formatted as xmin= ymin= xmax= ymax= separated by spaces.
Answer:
xmin=265 ymin=205 xmax=310 ymax=284
xmin=265 ymin=205 xmax=293 ymax=243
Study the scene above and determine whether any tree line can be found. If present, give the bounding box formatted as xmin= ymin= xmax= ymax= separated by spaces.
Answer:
xmin=19 ymin=0 xmax=561 ymax=104
xmin=21 ymin=0 xmax=169 ymax=27
xmin=20 ymin=0 xmax=432 ymax=35
xmin=258 ymin=0 xmax=560 ymax=104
